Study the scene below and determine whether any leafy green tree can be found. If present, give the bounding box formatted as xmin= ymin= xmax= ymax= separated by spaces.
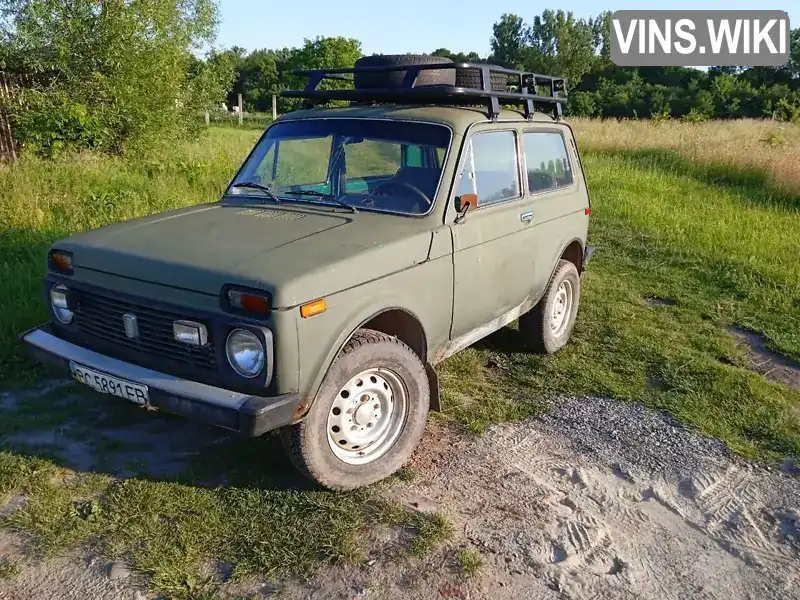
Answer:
xmin=282 ymin=36 xmax=361 ymax=108
xmin=589 ymin=11 xmax=613 ymax=70
xmin=240 ymin=50 xmax=280 ymax=111
xmin=524 ymin=9 xmax=597 ymax=89
xmin=568 ymin=90 xmax=598 ymax=116
xmin=290 ymin=36 xmax=362 ymax=71
xmin=490 ymin=13 xmax=527 ymax=68
xmin=0 ymin=0 xmax=231 ymax=156
xmin=430 ymin=48 xmax=484 ymax=63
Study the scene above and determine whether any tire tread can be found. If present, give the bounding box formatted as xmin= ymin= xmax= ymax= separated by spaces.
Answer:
xmin=519 ymin=259 xmax=578 ymax=354
xmin=280 ymin=328 xmax=420 ymax=490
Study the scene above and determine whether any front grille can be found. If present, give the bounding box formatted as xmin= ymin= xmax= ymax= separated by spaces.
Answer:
xmin=74 ymin=290 xmax=217 ymax=371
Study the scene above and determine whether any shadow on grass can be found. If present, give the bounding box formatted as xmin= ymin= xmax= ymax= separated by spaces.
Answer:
xmin=589 ymin=148 xmax=800 ymax=212
xmin=472 ymin=326 xmax=523 ymax=355
xmin=0 ymin=227 xmax=60 ymax=385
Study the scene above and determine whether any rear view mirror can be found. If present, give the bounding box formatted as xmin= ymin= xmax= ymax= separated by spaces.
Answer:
xmin=455 ymin=193 xmax=477 ymax=213
xmin=454 ymin=193 xmax=477 ymax=224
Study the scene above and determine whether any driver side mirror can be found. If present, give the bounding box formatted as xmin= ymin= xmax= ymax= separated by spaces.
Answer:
xmin=454 ymin=193 xmax=477 ymax=224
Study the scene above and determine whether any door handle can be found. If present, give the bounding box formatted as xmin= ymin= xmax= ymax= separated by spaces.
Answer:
xmin=520 ymin=211 xmax=534 ymax=224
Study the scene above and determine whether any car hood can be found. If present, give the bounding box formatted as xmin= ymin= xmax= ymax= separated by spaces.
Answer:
xmin=55 ymin=202 xmax=434 ymax=307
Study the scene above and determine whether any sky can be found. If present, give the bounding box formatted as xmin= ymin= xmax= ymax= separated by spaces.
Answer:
xmin=214 ymin=0 xmax=797 ymax=57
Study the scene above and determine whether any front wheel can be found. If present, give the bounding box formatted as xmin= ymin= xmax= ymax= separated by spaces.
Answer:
xmin=519 ymin=259 xmax=581 ymax=354
xmin=280 ymin=329 xmax=430 ymax=490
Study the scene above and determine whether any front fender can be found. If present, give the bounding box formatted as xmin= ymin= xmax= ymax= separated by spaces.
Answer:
xmin=291 ymin=255 xmax=453 ymax=419
xmin=292 ymin=298 xmax=425 ymax=422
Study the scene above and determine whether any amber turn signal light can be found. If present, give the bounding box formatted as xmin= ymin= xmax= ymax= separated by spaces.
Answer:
xmin=300 ymin=298 xmax=326 ymax=318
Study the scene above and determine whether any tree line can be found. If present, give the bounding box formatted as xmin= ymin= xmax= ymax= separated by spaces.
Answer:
xmin=218 ymin=11 xmax=800 ymax=123
xmin=1 ymin=1 xmax=797 ymax=158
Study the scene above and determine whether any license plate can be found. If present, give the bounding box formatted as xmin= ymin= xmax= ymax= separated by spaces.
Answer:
xmin=69 ymin=361 xmax=149 ymax=405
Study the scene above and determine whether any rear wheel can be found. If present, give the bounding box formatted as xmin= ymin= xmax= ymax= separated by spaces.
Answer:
xmin=280 ymin=329 xmax=430 ymax=490
xmin=519 ymin=259 xmax=581 ymax=354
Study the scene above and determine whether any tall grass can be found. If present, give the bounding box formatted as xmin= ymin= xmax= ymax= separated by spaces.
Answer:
xmin=1 ymin=119 xmax=798 ymax=458
xmin=571 ymin=117 xmax=800 ymax=196
xmin=0 ymin=128 xmax=261 ymax=381
xmin=570 ymin=118 xmax=800 ymax=360
xmin=0 ymin=118 xmax=797 ymax=596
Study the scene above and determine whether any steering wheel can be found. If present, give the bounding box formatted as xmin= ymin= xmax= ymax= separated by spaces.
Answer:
xmin=370 ymin=180 xmax=431 ymax=208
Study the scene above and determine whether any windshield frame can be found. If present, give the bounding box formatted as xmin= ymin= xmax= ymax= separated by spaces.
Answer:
xmin=223 ymin=116 xmax=455 ymax=218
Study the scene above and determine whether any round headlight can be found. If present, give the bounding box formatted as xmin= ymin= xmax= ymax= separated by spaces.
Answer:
xmin=50 ymin=284 xmax=73 ymax=324
xmin=225 ymin=329 xmax=265 ymax=378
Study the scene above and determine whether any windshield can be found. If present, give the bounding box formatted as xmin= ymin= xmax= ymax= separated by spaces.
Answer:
xmin=227 ymin=118 xmax=452 ymax=215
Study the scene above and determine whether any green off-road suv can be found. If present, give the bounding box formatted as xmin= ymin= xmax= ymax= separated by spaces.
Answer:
xmin=21 ymin=56 xmax=593 ymax=490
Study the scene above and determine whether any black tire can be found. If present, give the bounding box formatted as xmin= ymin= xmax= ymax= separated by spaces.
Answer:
xmin=519 ymin=260 xmax=581 ymax=354
xmin=454 ymin=67 xmax=508 ymax=91
xmin=353 ymin=54 xmax=455 ymax=90
xmin=280 ymin=329 xmax=430 ymax=491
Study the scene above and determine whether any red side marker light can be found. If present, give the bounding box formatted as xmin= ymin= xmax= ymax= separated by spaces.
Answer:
xmin=228 ymin=290 xmax=270 ymax=315
xmin=585 ymin=207 xmax=592 ymax=215
xmin=51 ymin=251 xmax=72 ymax=271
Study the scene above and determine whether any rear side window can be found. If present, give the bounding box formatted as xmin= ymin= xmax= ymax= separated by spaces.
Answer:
xmin=523 ymin=132 xmax=573 ymax=193
xmin=458 ymin=131 xmax=520 ymax=206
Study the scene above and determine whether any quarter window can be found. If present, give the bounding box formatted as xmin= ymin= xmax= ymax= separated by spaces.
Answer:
xmin=523 ymin=132 xmax=573 ymax=193
xmin=459 ymin=131 xmax=520 ymax=206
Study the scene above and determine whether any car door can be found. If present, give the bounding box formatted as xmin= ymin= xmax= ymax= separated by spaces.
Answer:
xmin=521 ymin=126 xmax=588 ymax=297
xmin=448 ymin=125 xmax=541 ymax=342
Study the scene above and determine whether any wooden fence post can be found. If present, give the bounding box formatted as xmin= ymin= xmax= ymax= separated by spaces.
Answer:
xmin=272 ymin=94 xmax=277 ymax=121
xmin=238 ymin=93 xmax=243 ymax=126
xmin=204 ymin=110 xmax=209 ymax=126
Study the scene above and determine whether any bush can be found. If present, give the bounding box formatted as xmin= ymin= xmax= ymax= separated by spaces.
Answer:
xmin=8 ymin=90 xmax=109 ymax=157
xmin=1 ymin=0 xmax=234 ymax=157
xmin=681 ymin=108 xmax=709 ymax=123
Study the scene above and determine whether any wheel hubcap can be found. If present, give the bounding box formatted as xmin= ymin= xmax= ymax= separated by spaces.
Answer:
xmin=326 ymin=368 xmax=408 ymax=465
xmin=550 ymin=280 xmax=573 ymax=337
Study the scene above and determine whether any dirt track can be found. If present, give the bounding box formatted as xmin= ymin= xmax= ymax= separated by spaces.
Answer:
xmin=0 ymin=395 xmax=798 ymax=600
xmin=283 ymin=397 xmax=800 ymax=600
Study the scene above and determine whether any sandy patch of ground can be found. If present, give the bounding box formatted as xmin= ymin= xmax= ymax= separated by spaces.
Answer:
xmin=0 ymin=385 xmax=797 ymax=600
xmin=280 ymin=398 xmax=799 ymax=600
xmin=729 ymin=326 xmax=800 ymax=392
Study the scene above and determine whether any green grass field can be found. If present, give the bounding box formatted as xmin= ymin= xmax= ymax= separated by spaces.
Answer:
xmin=0 ymin=120 xmax=798 ymax=598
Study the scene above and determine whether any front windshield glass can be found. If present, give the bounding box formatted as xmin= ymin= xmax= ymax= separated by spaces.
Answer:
xmin=227 ymin=119 xmax=452 ymax=215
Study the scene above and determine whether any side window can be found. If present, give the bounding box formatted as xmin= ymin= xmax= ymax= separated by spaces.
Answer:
xmin=403 ymin=144 xmax=422 ymax=167
xmin=404 ymin=144 xmax=444 ymax=169
xmin=470 ymin=131 xmax=520 ymax=206
xmin=345 ymin=140 xmax=402 ymax=179
xmin=523 ymin=132 xmax=573 ymax=193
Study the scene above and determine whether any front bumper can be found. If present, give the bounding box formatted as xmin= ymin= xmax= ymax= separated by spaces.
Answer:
xmin=19 ymin=324 xmax=300 ymax=437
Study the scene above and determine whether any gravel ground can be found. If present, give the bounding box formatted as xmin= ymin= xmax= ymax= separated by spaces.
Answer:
xmin=1 ymin=394 xmax=797 ymax=600
xmin=281 ymin=397 xmax=800 ymax=600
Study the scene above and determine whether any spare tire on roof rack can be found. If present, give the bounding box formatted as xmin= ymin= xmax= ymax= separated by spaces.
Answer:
xmin=353 ymin=54 xmax=455 ymax=90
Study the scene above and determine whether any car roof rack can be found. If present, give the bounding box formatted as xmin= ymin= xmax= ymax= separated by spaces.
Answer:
xmin=280 ymin=62 xmax=567 ymax=120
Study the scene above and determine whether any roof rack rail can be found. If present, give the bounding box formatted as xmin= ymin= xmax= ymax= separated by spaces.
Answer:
xmin=280 ymin=61 xmax=567 ymax=120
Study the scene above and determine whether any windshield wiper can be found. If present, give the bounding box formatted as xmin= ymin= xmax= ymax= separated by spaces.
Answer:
xmin=282 ymin=189 xmax=358 ymax=213
xmin=230 ymin=182 xmax=282 ymax=203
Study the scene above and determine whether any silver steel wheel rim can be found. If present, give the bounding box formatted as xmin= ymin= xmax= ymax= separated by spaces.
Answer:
xmin=550 ymin=280 xmax=573 ymax=337
xmin=327 ymin=368 xmax=408 ymax=465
